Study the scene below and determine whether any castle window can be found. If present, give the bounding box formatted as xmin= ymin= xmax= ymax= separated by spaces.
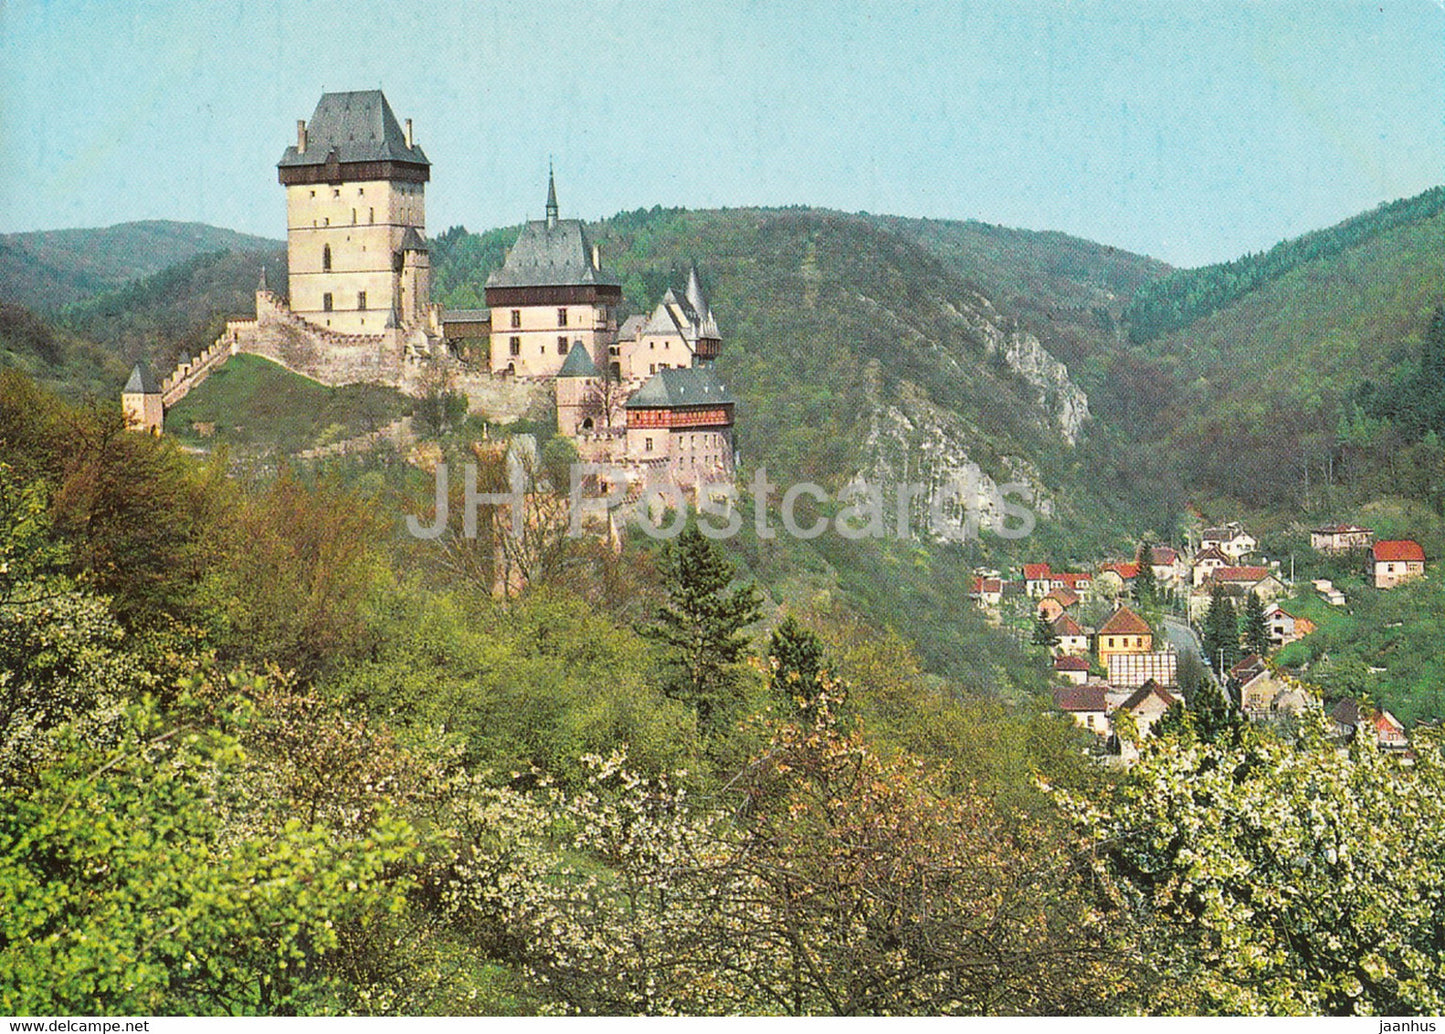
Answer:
xmin=509 ymin=337 xmax=521 ymax=357
xmin=557 ymin=308 xmax=568 ymax=327
xmin=358 ymin=291 xmax=367 ymax=311
xmin=557 ymin=336 xmax=568 ymax=355
xmin=333 ymin=188 xmax=340 ymax=198
xmin=369 ymin=207 xmax=374 ymax=224
xmin=323 ymin=292 xmax=333 ymax=312
xmin=324 ymin=217 xmax=329 ymax=226
xmin=645 ymin=437 xmax=653 ymax=452
xmin=352 ymin=209 xmax=357 ymax=224
xmin=322 ymin=245 xmax=332 ymax=271
xmin=510 ymin=309 xmax=521 ymax=329
xmin=358 ymin=188 xmax=364 ymax=196
xmin=310 ymin=189 xmax=315 ymax=197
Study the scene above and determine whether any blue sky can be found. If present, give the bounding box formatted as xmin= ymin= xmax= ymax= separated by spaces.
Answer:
xmin=1 ymin=0 xmax=1441 ymax=266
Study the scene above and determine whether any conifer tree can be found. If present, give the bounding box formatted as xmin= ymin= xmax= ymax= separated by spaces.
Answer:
xmin=767 ymin=615 xmax=829 ymax=713
xmin=1135 ymin=540 xmax=1158 ymax=606
xmin=1200 ymin=585 xmax=1242 ymax=677
xmin=1031 ymin=614 xmax=1061 ymax=650
xmin=644 ymin=525 xmax=761 ymax=732
xmin=1240 ymin=591 xmax=1270 ymax=659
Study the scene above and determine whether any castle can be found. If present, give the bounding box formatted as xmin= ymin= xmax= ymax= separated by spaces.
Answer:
xmin=122 ymin=89 xmax=735 ymax=492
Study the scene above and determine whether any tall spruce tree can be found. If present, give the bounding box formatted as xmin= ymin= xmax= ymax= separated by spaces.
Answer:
xmin=1031 ymin=614 xmax=1061 ymax=650
xmin=1201 ymin=585 xmax=1242 ymax=677
xmin=1241 ymin=591 xmax=1270 ymax=659
xmin=644 ymin=525 xmax=761 ymax=732
xmin=767 ymin=615 xmax=829 ymax=713
xmin=1135 ymin=541 xmax=1158 ymax=606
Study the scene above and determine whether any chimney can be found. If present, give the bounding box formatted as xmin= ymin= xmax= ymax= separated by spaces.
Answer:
xmin=297 ymin=119 xmax=307 ymax=153
xmin=405 ymin=118 xmax=413 ymax=148
xmin=592 ymin=244 xmax=600 ymax=269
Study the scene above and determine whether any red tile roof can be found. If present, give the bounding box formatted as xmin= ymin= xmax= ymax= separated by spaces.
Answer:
xmin=1149 ymin=546 xmax=1179 ymax=564
xmin=1100 ymin=561 xmax=1140 ymax=580
xmin=1057 ymin=572 xmax=1093 ymax=589
xmin=1192 ymin=545 xmax=1230 ymax=563
xmin=1098 ymin=606 xmax=1152 ymax=636
xmin=1210 ymin=565 xmax=1272 ymax=583
xmin=1023 ymin=562 xmax=1052 ymax=581
xmin=1120 ymin=681 xmax=1179 ymax=713
xmin=1373 ymin=539 xmax=1425 ymax=563
xmin=1053 ymin=654 xmax=1091 ymax=671
xmin=1042 ymin=587 xmax=1079 ymax=607
xmin=972 ymin=577 xmax=1003 ymax=593
xmin=1053 ymin=683 xmax=1108 ymax=711
xmin=1052 ymin=613 xmax=1085 ymax=636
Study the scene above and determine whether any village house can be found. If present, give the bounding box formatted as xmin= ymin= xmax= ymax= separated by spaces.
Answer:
xmin=1094 ymin=561 xmax=1138 ymax=598
xmin=1206 ymin=566 xmax=1287 ymax=602
xmin=1037 ymin=587 xmax=1079 ymax=623
xmin=1190 ymin=545 xmax=1232 ymax=586
xmin=1053 ymin=683 xmax=1112 ymax=737
xmin=1051 ymin=613 xmax=1091 ymax=656
xmin=1311 ymin=523 xmax=1375 ymax=554
xmin=1262 ymin=602 xmax=1317 ymax=649
xmin=970 ymin=577 xmax=1004 ymax=609
xmin=1239 ymin=667 xmax=1312 ymax=719
xmin=1312 ymin=578 xmax=1348 ymax=606
xmin=1372 ymin=540 xmax=1426 ymax=589
xmin=1096 ymin=605 xmax=1154 ymax=666
xmin=1052 ymin=654 xmax=1092 ymax=684
xmin=1116 ymin=680 xmax=1180 ymax=750
xmin=1200 ymin=521 xmax=1257 ymax=560
xmin=1331 ymin=698 xmax=1409 ymax=750
xmin=1022 ymin=563 xmax=1092 ymax=600
xmin=1148 ymin=546 xmax=1188 ymax=588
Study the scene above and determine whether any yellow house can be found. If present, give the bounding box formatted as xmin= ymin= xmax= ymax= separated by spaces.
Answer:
xmin=1096 ymin=606 xmax=1154 ymax=666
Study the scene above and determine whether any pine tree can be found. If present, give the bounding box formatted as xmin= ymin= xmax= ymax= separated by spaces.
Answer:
xmin=1240 ymin=590 xmax=1270 ymax=659
xmin=644 ymin=525 xmax=761 ymax=732
xmin=767 ymin=615 xmax=828 ymax=712
xmin=1200 ymin=585 xmax=1242 ymax=677
xmin=1135 ymin=540 xmax=1158 ymax=606
xmin=1031 ymin=614 xmax=1061 ymax=650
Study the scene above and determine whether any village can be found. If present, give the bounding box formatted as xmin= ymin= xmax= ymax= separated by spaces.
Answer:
xmin=971 ymin=521 xmax=1427 ymax=758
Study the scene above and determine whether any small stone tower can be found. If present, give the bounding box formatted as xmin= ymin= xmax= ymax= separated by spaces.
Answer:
xmin=555 ymin=339 xmax=601 ymax=437
xmin=277 ymin=90 xmax=431 ymax=334
xmin=121 ymin=361 xmax=163 ymax=434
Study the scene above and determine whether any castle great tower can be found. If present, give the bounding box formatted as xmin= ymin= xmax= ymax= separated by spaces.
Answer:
xmin=277 ymin=91 xmax=431 ymax=335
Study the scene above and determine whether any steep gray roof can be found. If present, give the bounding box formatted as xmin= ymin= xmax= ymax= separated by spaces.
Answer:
xmin=124 ymin=361 xmax=159 ymax=394
xmin=400 ymin=226 xmax=428 ymax=252
xmin=625 ymin=366 xmax=735 ymax=409
xmin=486 ymin=219 xmax=621 ymax=289
xmin=557 ymin=341 xmax=600 ymax=378
xmin=616 ymin=314 xmax=647 ymax=341
xmin=278 ymin=90 xmax=429 ymax=168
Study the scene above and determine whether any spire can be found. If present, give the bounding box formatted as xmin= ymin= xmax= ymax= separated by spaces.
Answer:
xmin=545 ymin=162 xmax=559 ymax=228
xmin=685 ymin=263 xmax=707 ymax=316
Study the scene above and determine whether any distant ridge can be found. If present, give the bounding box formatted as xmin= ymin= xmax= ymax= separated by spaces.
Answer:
xmin=1121 ymin=185 xmax=1445 ymax=344
xmin=0 ymin=220 xmax=282 ymax=311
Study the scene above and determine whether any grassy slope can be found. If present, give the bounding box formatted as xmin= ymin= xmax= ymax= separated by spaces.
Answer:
xmin=0 ymin=302 xmax=127 ymax=399
xmin=0 ymin=220 xmax=282 ymax=311
xmin=164 ymin=353 xmax=410 ymax=455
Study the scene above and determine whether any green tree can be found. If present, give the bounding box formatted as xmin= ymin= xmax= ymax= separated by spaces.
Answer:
xmin=1063 ymin=713 xmax=1445 ymax=1014
xmin=1200 ymin=587 xmax=1241 ymax=677
xmin=766 ymin=614 xmax=828 ymax=711
xmin=1240 ymin=590 xmax=1270 ymax=659
xmin=1134 ymin=540 xmax=1158 ymax=606
xmin=643 ymin=525 xmax=760 ymax=732
xmin=1031 ymin=614 xmax=1061 ymax=650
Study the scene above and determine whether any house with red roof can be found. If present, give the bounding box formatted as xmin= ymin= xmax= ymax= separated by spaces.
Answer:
xmin=1052 ymin=682 xmax=1111 ymax=736
xmin=1148 ymin=546 xmax=1188 ymax=588
xmin=1052 ymin=653 xmax=1092 ymax=685
xmin=1263 ymin=602 xmax=1316 ymax=648
xmin=1206 ymin=565 xmax=1287 ymax=601
xmin=1037 ymin=587 xmax=1079 ymax=623
xmin=1051 ymin=613 xmax=1090 ymax=656
xmin=1201 ymin=521 xmax=1257 ymax=560
xmin=1190 ymin=545 xmax=1231 ymax=586
xmin=1095 ymin=561 xmax=1139 ymax=598
xmin=970 ymin=576 xmax=1004 ymax=608
xmin=1372 ymin=540 xmax=1425 ymax=589
xmin=1096 ymin=606 xmax=1154 ymax=665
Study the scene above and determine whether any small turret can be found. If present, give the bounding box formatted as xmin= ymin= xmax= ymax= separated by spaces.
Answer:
xmin=121 ymin=361 xmax=164 ymax=434
xmin=545 ymin=163 xmax=559 ymax=228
